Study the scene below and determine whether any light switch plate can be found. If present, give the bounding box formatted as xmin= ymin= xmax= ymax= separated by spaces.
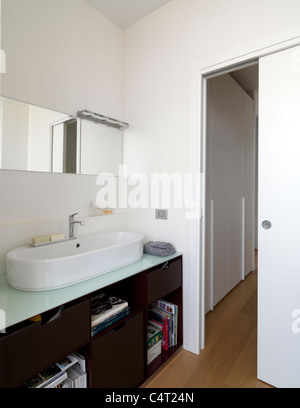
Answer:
xmin=156 ymin=209 xmax=168 ymax=220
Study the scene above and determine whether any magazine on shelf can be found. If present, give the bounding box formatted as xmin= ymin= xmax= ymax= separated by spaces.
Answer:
xmin=148 ymin=310 xmax=169 ymax=351
xmin=23 ymin=365 xmax=67 ymax=389
xmin=147 ymin=340 xmax=162 ymax=365
xmin=147 ymin=324 xmax=162 ymax=349
xmin=22 ymin=353 xmax=87 ymax=389
xmin=74 ymin=352 xmax=86 ymax=372
xmin=151 ymin=307 xmax=172 ymax=348
xmin=92 ymin=306 xmax=131 ymax=336
xmin=149 ymin=319 xmax=168 ymax=351
xmin=44 ymin=372 xmax=68 ymax=388
xmin=153 ymin=299 xmax=178 ymax=345
xmin=66 ymin=364 xmax=87 ymax=388
xmin=56 ymin=354 xmax=78 ymax=371
xmin=61 ymin=378 xmax=73 ymax=388
xmin=91 ymin=293 xmax=129 ymax=328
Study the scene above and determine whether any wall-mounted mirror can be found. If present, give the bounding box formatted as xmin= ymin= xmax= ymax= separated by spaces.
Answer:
xmin=0 ymin=96 xmax=125 ymax=176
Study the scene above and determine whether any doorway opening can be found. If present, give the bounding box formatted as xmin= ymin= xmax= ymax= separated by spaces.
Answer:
xmin=204 ymin=61 xmax=259 ymax=333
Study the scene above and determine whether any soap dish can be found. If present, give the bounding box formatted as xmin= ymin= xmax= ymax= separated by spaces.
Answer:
xmin=27 ymin=239 xmax=69 ymax=248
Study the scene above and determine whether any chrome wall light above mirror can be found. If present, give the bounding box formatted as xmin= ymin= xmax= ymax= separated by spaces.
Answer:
xmin=77 ymin=110 xmax=129 ymax=130
xmin=0 ymin=96 xmax=127 ymax=176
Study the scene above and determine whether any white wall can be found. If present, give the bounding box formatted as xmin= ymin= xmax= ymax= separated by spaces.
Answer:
xmin=0 ymin=0 xmax=127 ymax=274
xmin=1 ymin=0 xmax=124 ymax=119
xmin=123 ymin=0 xmax=300 ymax=352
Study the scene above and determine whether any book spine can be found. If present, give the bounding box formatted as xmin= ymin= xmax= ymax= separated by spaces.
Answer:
xmin=174 ymin=306 xmax=178 ymax=345
xmin=152 ymin=307 xmax=172 ymax=348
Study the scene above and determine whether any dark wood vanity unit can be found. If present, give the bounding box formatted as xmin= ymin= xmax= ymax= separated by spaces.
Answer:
xmin=0 ymin=254 xmax=182 ymax=388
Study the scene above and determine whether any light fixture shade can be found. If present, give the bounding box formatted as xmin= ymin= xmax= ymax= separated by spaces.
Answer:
xmin=77 ymin=110 xmax=129 ymax=130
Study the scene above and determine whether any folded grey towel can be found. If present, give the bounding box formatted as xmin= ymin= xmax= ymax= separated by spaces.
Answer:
xmin=144 ymin=241 xmax=176 ymax=256
xmin=150 ymin=241 xmax=174 ymax=250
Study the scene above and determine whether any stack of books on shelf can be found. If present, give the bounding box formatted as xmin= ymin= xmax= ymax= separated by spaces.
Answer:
xmin=148 ymin=299 xmax=178 ymax=352
xmin=147 ymin=324 xmax=162 ymax=365
xmin=91 ymin=293 xmax=130 ymax=337
xmin=22 ymin=353 xmax=87 ymax=388
xmin=57 ymin=353 xmax=87 ymax=388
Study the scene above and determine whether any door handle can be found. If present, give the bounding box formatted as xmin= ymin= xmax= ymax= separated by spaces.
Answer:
xmin=262 ymin=220 xmax=272 ymax=230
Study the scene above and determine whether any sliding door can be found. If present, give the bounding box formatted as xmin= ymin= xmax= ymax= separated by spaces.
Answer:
xmin=258 ymin=45 xmax=300 ymax=388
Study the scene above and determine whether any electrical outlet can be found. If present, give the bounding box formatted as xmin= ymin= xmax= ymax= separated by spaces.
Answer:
xmin=156 ymin=209 xmax=168 ymax=220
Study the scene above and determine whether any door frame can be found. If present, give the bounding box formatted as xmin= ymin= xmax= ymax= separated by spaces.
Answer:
xmin=189 ymin=36 xmax=300 ymax=355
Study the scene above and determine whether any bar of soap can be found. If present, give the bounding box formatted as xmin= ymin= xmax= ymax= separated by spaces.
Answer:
xmin=32 ymin=235 xmax=51 ymax=245
xmin=50 ymin=234 xmax=66 ymax=242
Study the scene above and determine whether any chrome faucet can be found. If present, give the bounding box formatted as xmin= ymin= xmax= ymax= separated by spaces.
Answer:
xmin=69 ymin=213 xmax=84 ymax=239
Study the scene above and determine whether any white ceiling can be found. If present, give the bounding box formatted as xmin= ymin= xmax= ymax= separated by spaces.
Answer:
xmin=84 ymin=0 xmax=259 ymax=92
xmin=85 ymin=0 xmax=173 ymax=28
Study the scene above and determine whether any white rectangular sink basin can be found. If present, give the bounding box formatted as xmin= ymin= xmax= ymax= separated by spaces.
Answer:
xmin=7 ymin=232 xmax=144 ymax=292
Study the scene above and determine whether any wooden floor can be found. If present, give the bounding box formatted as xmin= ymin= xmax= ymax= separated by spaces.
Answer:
xmin=145 ymin=256 xmax=273 ymax=388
